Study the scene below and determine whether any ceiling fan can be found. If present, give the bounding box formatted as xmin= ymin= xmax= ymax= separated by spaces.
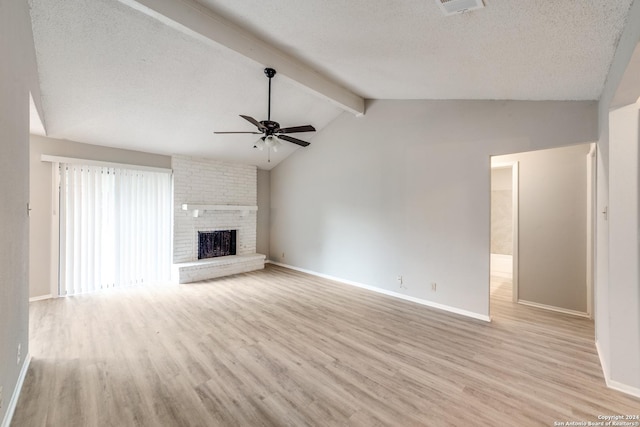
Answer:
xmin=215 ymin=67 xmax=315 ymax=161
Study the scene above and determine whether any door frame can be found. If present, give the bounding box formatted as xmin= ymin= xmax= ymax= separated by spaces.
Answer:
xmin=586 ymin=143 xmax=596 ymax=319
xmin=490 ymin=160 xmax=519 ymax=303
xmin=492 ymin=147 xmax=595 ymax=317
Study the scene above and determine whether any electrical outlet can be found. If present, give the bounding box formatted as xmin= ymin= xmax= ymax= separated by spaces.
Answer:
xmin=397 ymin=275 xmax=407 ymax=289
xmin=281 ymin=252 xmax=285 ymax=259
xmin=17 ymin=342 xmax=21 ymax=365
xmin=431 ymin=282 xmax=437 ymax=292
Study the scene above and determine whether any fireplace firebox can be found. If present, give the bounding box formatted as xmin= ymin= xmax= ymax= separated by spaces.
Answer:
xmin=198 ymin=230 xmax=236 ymax=259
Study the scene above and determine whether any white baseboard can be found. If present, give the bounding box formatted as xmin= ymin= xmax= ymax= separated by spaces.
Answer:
xmin=595 ymin=340 xmax=610 ymax=381
xmin=517 ymin=299 xmax=590 ymax=318
xmin=1 ymin=353 xmax=31 ymax=427
xmin=595 ymin=341 xmax=640 ymax=399
xmin=608 ymin=378 xmax=640 ymax=399
xmin=29 ymin=294 xmax=52 ymax=302
xmin=269 ymin=261 xmax=491 ymax=322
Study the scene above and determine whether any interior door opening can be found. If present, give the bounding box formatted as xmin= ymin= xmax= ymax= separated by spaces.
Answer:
xmin=490 ymin=144 xmax=594 ymax=319
xmin=489 ymin=161 xmax=518 ymax=307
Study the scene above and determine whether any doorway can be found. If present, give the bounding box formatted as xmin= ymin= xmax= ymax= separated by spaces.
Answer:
xmin=490 ymin=144 xmax=594 ymax=319
xmin=490 ymin=161 xmax=518 ymax=304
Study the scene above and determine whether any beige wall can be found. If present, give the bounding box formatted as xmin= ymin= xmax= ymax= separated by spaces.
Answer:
xmin=596 ymin=0 xmax=640 ymax=394
xmin=29 ymin=135 xmax=171 ymax=298
xmin=1 ymin=1 xmax=40 ymax=423
xmin=491 ymin=168 xmax=512 ymax=255
xmin=256 ymin=169 xmax=270 ymax=257
xmin=608 ymin=104 xmax=640 ymax=389
xmin=270 ymin=99 xmax=597 ymax=318
xmin=497 ymin=144 xmax=591 ymax=313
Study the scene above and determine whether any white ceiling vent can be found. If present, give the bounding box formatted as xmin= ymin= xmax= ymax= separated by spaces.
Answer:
xmin=436 ymin=0 xmax=484 ymax=16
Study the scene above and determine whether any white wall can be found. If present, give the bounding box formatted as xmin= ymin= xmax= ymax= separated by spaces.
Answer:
xmin=608 ymin=104 xmax=640 ymax=390
xmin=257 ymin=169 xmax=270 ymax=257
xmin=0 ymin=0 xmax=40 ymax=424
xmin=270 ymin=100 xmax=597 ymax=318
xmin=595 ymin=0 xmax=640 ymax=396
xmin=497 ymin=144 xmax=590 ymax=314
xmin=29 ymin=135 xmax=171 ymax=299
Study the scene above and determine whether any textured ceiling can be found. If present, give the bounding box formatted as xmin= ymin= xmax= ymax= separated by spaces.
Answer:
xmin=29 ymin=0 xmax=635 ymax=169
xmin=196 ymin=0 xmax=634 ymax=100
xmin=29 ymin=0 xmax=342 ymax=169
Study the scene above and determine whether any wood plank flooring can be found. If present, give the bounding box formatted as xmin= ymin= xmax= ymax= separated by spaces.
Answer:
xmin=12 ymin=265 xmax=640 ymax=426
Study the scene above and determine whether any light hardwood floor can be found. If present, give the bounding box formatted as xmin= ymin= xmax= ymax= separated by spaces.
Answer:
xmin=12 ymin=265 xmax=640 ymax=426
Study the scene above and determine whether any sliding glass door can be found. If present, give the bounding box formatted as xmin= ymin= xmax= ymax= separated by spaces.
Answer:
xmin=59 ymin=163 xmax=171 ymax=295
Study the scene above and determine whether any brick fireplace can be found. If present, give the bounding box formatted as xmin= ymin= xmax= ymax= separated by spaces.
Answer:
xmin=171 ymin=155 xmax=265 ymax=283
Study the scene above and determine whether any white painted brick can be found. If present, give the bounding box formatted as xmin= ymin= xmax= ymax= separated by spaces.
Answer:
xmin=171 ymin=155 xmax=261 ymax=276
xmin=172 ymin=255 xmax=266 ymax=283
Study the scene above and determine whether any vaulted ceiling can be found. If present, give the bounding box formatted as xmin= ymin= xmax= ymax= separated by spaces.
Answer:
xmin=29 ymin=0 xmax=635 ymax=169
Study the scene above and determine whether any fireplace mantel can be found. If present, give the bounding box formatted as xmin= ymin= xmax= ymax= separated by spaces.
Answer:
xmin=181 ymin=204 xmax=258 ymax=218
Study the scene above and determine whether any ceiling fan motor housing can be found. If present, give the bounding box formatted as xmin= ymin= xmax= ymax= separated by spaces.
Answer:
xmin=260 ymin=120 xmax=280 ymax=135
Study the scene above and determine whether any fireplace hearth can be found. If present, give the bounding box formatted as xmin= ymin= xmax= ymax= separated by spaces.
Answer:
xmin=198 ymin=230 xmax=236 ymax=259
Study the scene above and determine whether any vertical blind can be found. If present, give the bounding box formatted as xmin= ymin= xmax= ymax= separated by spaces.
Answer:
xmin=59 ymin=164 xmax=172 ymax=295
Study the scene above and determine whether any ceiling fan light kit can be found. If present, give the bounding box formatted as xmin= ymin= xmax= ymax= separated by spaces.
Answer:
xmin=215 ymin=67 xmax=316 ymax=162
xmin=254 ymin=135 xmax=282 ymax=152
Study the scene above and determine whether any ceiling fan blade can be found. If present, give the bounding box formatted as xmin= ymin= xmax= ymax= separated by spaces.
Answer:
xmin=214 ymin=131 xmax=262 ymax=134
xmin=276 ymin=125 xmax=316 ymax=134
xmin=277 ymin=134 xmax=310 ymax=147
xmin=240 ymin=115 xmax=267 ymax=131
